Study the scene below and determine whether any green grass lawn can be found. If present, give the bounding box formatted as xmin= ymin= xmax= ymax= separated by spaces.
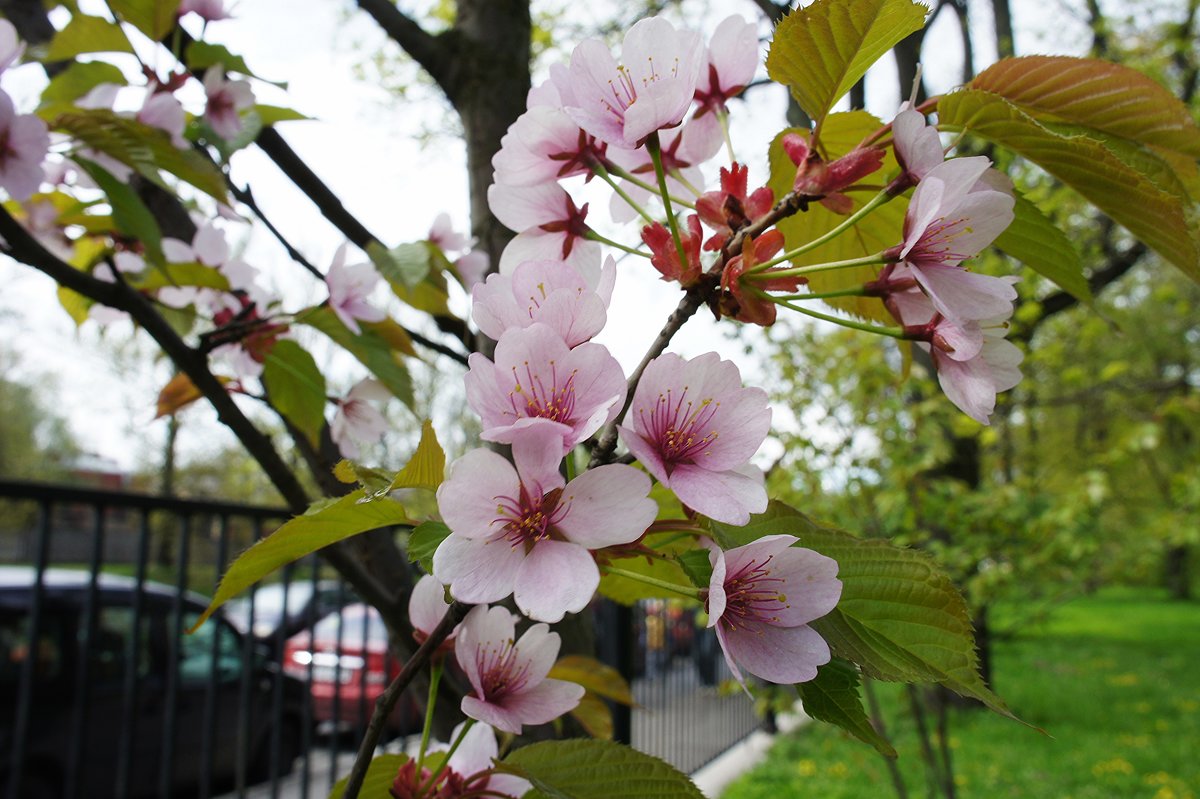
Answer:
xmin=724 ymin=589 xmax=1200 ymax=799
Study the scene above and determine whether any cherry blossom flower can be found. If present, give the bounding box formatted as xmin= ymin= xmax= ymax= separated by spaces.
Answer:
xmin=94 ymin=251 xmax=146 ymax=284
xmin=464 ymin=322 xmax=626 ymax=450
xmin=642 ymin=215 xmax=704 ymax=287
xmin=408 ymin=574 xmax=458 ymax=659
xmin=434 ymin=424 xmax=656 ymax=622
xmin=179 ymin=0 xmax=232 ymax=22
xmin=492 ymin=103 xmax=605 ymax=187
xmin=330 ymin=378 xmax=391 ymax=459
xmin=696 ymin=162 xmax=775 ymax=251
xmin=453 ymin=604 xmax=584 ymax=733
xmin=931 ymin=317 xmax=1024 ymax=425
xmin=390 ymin=723 xmax=530 ymax=798
xmin=0 ymin=90 xmax=49 ymax=201
xmin=894 ymin=157 xmax=1015 ymax=272
xmin=704 ymin=535 xmax=841 ymax=686
xmin=618 ymin=352 xmax=771 ymax=525
xmin=874 ymin=261 xmax=1019 ymax=327
xmin=325 ymin=244 xmax=386 ymax=334
xmin=720 ymin=229 xmax=801 ymax=327
xmin=0 ymin=19 xmax=24 ymax=74
xmin=693 ymin=15 xmax=759 ymax=118
xmin=472 ymin=256 xmax=615 ymax=347
xmin=138 ymin=90 xmax=188 ymax=148
xmin=488 ymin=181 xmax=601 ymax=274
xmin=203 ymin=66 xmax=254 ymax=140
xmin=562 ymin=16 xmax=704 ymax=149
xmin=427 ymin=212 xmax=468 ymax=253
xmin=453 ymin=249 xmax=490 ymax=290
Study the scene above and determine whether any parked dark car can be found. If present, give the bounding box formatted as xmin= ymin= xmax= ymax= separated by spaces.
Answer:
xmin=0 ymin=566 xmax=309 ymax=799
xmin=224 ymin=578 xmax=357 ymax=649
xmin=282 ymin=603 xmax=422 ymax=734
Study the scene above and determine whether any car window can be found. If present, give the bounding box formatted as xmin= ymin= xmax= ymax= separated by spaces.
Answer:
xmin=179 ymin=613 xmax=243 ymax=683
xmin=87 ymin=605 xmax=152 ymax=686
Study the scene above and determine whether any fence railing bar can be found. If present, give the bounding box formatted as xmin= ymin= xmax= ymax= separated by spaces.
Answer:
xmin=63 ymin=502 xmax=106 ymax=799
xmin=299 ymin=557 xmax=321 ymax=799
xmin=198 ymin=514 xmax=231 ymax=799
xmin=114 ymin=507 xmax=153 ymax=799
xmin=158 ymin=513 xmax=192 ymax=798
xmin=0 ymin=478 xmax=289 ymax=518
xmin=234 ymin=518 xmax=263 ymax=799
xmin=5 ymin=499 xmax=52 ymax=799
xmin=328 ymin=577 xmax=348 ymax=794
xmin=268 ymin=562 xmax=292 ymax=799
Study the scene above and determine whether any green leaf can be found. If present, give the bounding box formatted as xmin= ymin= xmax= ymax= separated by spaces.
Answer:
xmin=328 ymin=753 xmax=408 ymax=799
xmin=498 ymin=740 xmax=705 ymax=799
xmin=407 ymin=520 xmax=450 ymax=573
xmin=372 ymin=242 xmax=432 ymax=290
xmin=130 ymin=261 xmax=230 ymax=291
xmin=939 ymin=88 xmax=1200 ymax=282
xmin=388 ymin=420 xmax=445 ymax=492
xmin=994 ymin=191 xmax=1091 ymax=304
xmin=57 ymin=285 xmax=93 ymax=326
xmin=713 ymin=503 xmax=1018 ymax=720
xmin=254 ymin=104 xmax=311 ymax=126
xmin=261 ymin=340 xmax=328 ymax=447
xmin=54 ymin=109 xmax=230 ymax=202
xmin=302 ymin=306 xmax=416 ymax=411
xmin=45 ymin=14 xmax=135 ymax=60
xmin=766 ymin=0 xmax=927 ymax=126
xmin=970 ymin=56 xmax=1200 ymax=159
xmin=766 ymin=114 xmax=907 ymax=322
xmin=108 ymin=0 xmax=182 ymax=39
xmin=677 ymin=549 xmax=713 ymax=589
xmin=41 ymin=61 xmax=128 ymax=105
xmin=74 ymin=158 xmax=165 ymax=265
xmin=548 ymin=655 xmax=634 ymax=706
xmin=190 ymin=488 xmax=412 ymax=632
xmin=796 ymin=658 xmax=897 ymax=757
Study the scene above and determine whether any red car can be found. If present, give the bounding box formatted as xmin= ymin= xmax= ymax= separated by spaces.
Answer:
xmin=282 ymin=603 xmax=421 ymax=733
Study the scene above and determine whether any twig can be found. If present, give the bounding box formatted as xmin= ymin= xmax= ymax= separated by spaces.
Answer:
xmin=906 ymin=685 xmax=944 ymax=799
xmin=864 ymin=677 xmax=908 ymax=799
xmin=341 ymin=601 xmax=469 ymax=799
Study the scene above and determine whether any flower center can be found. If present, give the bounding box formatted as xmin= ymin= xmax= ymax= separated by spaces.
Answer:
xmin=492 ymin=486 xmax=568 ymax=548
xmin=475 ymin=637 xmax=533 ymax=701
xmin=639 ymin=386 xmax=719 ymax=466
xmin=721 ymin=555 xmax=788 ymax=630
xmin=911 ymin=215 xmax=974 ymax=264
xmin=601 ymin=56 xmax=682 ymax=121
xmin=507 ymin=359 xmax=578 ymax=425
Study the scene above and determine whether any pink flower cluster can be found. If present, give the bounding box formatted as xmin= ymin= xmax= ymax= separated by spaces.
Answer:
xmin=869 ymin=111 xmax=1023 ymax=424
xmin=0 ymin=21 xmax=48 ymax=201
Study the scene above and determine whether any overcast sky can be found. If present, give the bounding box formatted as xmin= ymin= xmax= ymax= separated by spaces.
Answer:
xmin=0 ymin=0 xmax=1096 ymax=477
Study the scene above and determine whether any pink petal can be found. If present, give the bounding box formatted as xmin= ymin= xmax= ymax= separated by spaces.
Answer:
xmin=618 ymin=425 xmax=670 ymax=485
xmin=766 ymin=547 xmax=842 ymax=627
xmin=499 ymin=678 xmax=585 ymax=728
xmin=455 ymin=605 xmax=516 ymax=697
xmin=438 ymin=449 xmax=520 ymax=539
xmin=408 ymin=574 xmax=452 ymax=637
xmin=721 ymin=622 xmax=831 ymax=684
xmin=433 ymin=534 xmax=524 ymax=605
xmin=556 ymin=465 xmax=656 ymax=548
xmin=513 ymin=541 xmax=599 ymax=622
xmin=511 ymin=423 xmax=567 ymax=495
xmin=668 ymin=462 xmax=767 ymax=525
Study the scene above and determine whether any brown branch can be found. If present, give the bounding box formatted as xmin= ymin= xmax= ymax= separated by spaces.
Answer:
xmin=341 ymin=601 xmax=470 ymax=799
xmin=354 ymin=0 xmax=460 ymax=98
xmin=0 ymin=205 xmax=399 ymax=617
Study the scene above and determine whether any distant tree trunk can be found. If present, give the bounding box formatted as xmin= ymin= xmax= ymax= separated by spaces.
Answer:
xmin=1164 ymin=545 xmax=1192 ymax=600
xmin=990 ymin=0 xmax=1015 ymax=58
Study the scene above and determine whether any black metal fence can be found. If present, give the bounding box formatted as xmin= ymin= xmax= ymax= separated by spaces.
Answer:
xmin=0 ymin=480 xmax=760 ymax=799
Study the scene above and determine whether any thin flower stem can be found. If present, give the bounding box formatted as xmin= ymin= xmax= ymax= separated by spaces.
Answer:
xmin=669 ymin=167 xmax=702 ymax=197
xmin=748 ymin=190 xmax=893 ymax=273
xmin=419 ymin=718 xmax=477 ymax=796
xmin=775 ymin=286 xmax=869 ymax=301
xmin=415 ymin=661 xmax=443 ymax=773
xmin=602 ymin=160 xmax=696 ymax=209
xmin=718 ymin=110 xmax=736 ymax=162
xmin=603 ymin=566 xmax=702 ymax=599
xmin=647 ymin=133 xmax=689 ymax=273
xmin=592 ymin=160 xmax=656 ymax=224
xmin=747 ymin=253 xmax=889 ymax=280
xmin=767 ymin=292 xmax=905 ymax=338
xmin=585 ymin=229 xmax=650 ymax=258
